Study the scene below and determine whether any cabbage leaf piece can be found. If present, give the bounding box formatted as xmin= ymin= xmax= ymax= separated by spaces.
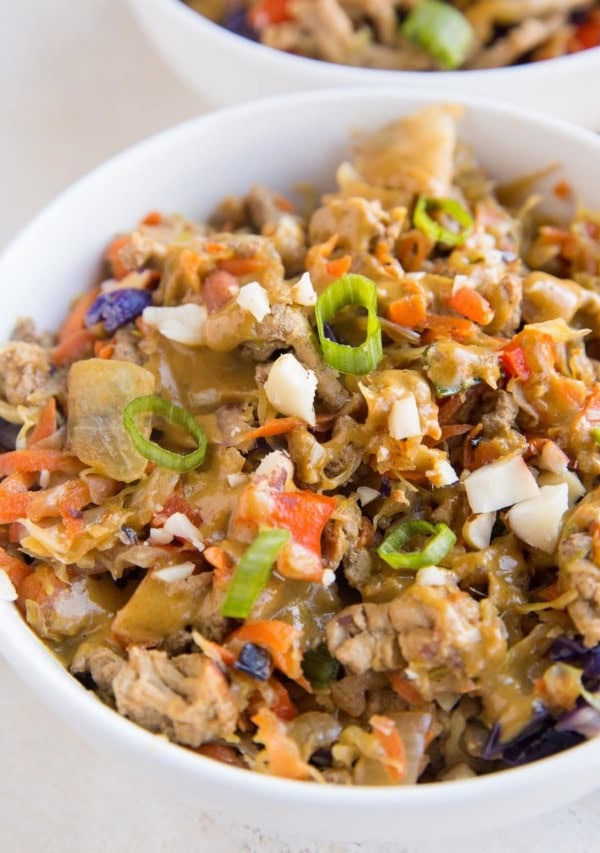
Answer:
xmin=66 ymin=358 xmax=155 ymax=482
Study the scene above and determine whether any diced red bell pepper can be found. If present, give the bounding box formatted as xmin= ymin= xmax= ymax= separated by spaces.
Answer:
xmin=270 ymin=491 xmax=337 ymax=556
xmin=248 ymin=0 xmax=291 ymax=29
xmin=500 ymin=342 xmax=530 ymax=381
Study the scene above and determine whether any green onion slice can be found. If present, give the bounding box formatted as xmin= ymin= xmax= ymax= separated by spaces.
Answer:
xmin=402 ymin=0 xmax=474 ymax=70
xmin=377 ymin=519 xmax=456 ymax=569
xmin=315 ymin=274 xmax=383 ymax=375
xmin=123 ymin=394 xmax=208 ymax=473
xmin=221 ymin=528 xmax=291 ymax=619
xmin=301 ymin=643 xmax=340 ymax=690
xmin=413 ymin=195 xmax=474 ymax=247
xmin=592 ymin=426 xmax=600 ymax=446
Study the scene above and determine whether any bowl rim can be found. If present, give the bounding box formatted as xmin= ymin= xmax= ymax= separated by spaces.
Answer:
xmin=2 ymin=84 xmax=600 ymax=811
xmin=144 ymin=0 xmax=600 ymax=80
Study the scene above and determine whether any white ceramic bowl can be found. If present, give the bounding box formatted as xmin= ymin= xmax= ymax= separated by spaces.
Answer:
xmin=2 ymin=89 xmax=600 ymax=843
xmin=128 ymin=0 xmax=600 ymax=127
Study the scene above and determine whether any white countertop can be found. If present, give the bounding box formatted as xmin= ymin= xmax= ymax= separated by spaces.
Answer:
xmin=2 ymin=2 xmax=600 ymax=850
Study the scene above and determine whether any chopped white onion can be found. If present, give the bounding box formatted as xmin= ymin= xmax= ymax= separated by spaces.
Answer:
xmin=357 ymin=486 xmax=380 ymax=507
xmin=291 ymin=272 xmax=317 ymax=306
xmin=428 ymin=459 xmax=459 ymax=487
xmin=264 ymin=353 xmax=317 ymax=426
xmin=464 ymin=455 xmax=539 ymax=514
xmin=537 ymin=440 xmax=570 ymax=474
xmin=462 ymin=512 xmax=496 ymax=551
xmin=322 ymin=569 xmax=336 ymax=587
xmin=148 ymin=527 xmax=173 ymax=546
xmin=143 ymin=304 xmax=207 ymax=345
xmin=507 ymin=483 xmax=569 ymax=553
xmin=236 ymin=281 xmax=271 ymax=322
xmin=227 ymin=473 xmax=248 ymax=489
xmin=415 ymin=566 xmax=455 ymax=587
xmin=388 ymin=394 xmax=422 ymax=440
xmin=538 ymin=470 xmax=585 ymax=506
xmin=153 ymin=562 xmax=196 ymax=583
xmin=163 ymin=512 xmax=204 ymax=552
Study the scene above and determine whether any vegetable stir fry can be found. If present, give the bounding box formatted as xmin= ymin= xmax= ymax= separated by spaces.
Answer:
xmin=184 ymin=0 xmax=600 ymax=71
xmin=4 ymin=105 xmax=600 ymax=785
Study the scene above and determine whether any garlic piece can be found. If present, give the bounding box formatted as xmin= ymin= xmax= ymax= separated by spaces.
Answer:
xmin=264 ymin=353 xmax=317 ymax=426
xmin=464 ymin=455 xmax=539 ymax=514
xmin=463 ymin=512 xmax=496 ymax=551
xmin=292 ymin=272 xmax=317 ymax=307
xmin=388 ymin=393 xmax=421 ymax=440
xmin=507 ymin=483 xmax=568 ymax=553
xmin=236 ymin=281 xmax=271 ymax=322
xmin=143 ymin=304 xmax=207 ymax=345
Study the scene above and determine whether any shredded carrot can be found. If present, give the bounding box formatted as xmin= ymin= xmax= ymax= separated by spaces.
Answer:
xmin=592 ymin=523 xmax=600 ymax=566
xmin=397 ymin=229 xmax=431 ymax=272
xmin=424 ymin=423 xmax=472 ymax=447
xmin=0 ymin=449 xmax=81 ymax=478
xmin=553 ymin=180 xmax=572 ymax=201
xmin=106 ymin=235 xmax=130 ymax=279
xmin=27 ymin=479 xmax=91 ymax=523
xmin=0 ymin=492 xmax=33 ymax=524
xmin=204 ymin=546 xmax=235 ymax=591
xmin=0 ymin=546 xmax=32 ymax=589
xmin=8 ymin=522 xmax=25 ymax=544
xmin=0 ymin=477 xmax=90 ymax=526
xmin=53 ymin=327 xmax=96 ymax=366
xmin=448 ymin=287 xmax=493 ymax=325
xmin=229 ymin=620 xmax=306 ymax=685
xmin=251 ymin=706 xmax=314 ymax=780
xmin=388 ymin=293 xmax=427 ymax=327
xmin=269 ymin=678 xmax=298 ymax=721
xmin=584 ymin=385 xmax=600 ymax=424
xmin=374 ymin=240 xmax=393 ymax=266
xmin=325 ymin=255 xmax=352 ymax=278
xmin=239 ymin=417 xmax=304 ymax=442
xmin=389 ymin=671 xmax=424 ymax=705
xmin=193 ymin=632 xmax=236 ymax=667
xmin=274 ymin=194 xmax=294 ymax=213
xmin=463 ymin=423 xmax=483 ymax=470
xmin=57 ymin=287 xmax=100 ymax=344
xmin=217 ymin=257 xmax=262 ymax=276
xmin=94 ymin=339 xmax=115 ymax=359
xmin=196 ymin=743 xmax=244 ymax=767
xmin=0 ymin=471 xmax=35 ymax=494
xmin=141 ymin=210 xmax=162 ymax=226
xmin=538 ymin=581 xmax=561 ymax=602
xmin=473 ymin=441 xmax=501 ymax=469
xmin=134 ymin=315 xmax=151 ymax=337
xmin=17 ymin=564 xmax=66 ymax=610
xmin=421 ymin=313 xmax=477 ymax=343
xmin=440 ymin=423 xmax=472 ymax=440
xmin=28 ymin=398 xmax=57 ymax=446
xmin=438 ymin=392 xmax=466 ymax=425
xmin=205 ymin=241 xmax=226 ymax=255
xmin=370 ymin=714 xmax=407 ymax=782
xmin=393 ymin=469 xmax=428 ymax=483
xmin=203 ymin=545 xmax=233 ymax=573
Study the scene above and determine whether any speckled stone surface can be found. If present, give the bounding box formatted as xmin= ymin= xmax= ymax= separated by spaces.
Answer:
xmin=2 ymin=3 xmax=600 ymax=850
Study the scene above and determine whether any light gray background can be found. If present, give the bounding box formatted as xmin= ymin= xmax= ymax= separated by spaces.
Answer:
xmin=1 ymin=1 xmax=600 ymax=850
